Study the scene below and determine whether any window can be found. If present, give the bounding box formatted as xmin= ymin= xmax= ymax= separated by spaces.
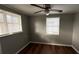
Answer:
xmin=0 ymin=9 xmax=22 ymax=36
xmin=46 ymin=17 xmax=60 ymax=35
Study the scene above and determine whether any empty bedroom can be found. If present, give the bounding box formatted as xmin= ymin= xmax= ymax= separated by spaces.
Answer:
xmin=0 ymin=4 xmax=79 ymax=54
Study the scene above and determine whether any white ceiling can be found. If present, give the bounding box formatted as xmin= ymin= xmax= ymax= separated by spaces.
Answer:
xmin=3 ymin=4 xmax=79 ymax=15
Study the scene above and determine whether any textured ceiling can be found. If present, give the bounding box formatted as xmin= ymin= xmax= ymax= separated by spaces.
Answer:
xmin=3 ymin=4 xmax=79 ymax=15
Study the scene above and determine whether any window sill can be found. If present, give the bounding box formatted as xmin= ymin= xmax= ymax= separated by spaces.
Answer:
xmin=46 ymin=34 xmax=59 ymax=36
xmin=0 ymin=31 xmax=22 ymax=37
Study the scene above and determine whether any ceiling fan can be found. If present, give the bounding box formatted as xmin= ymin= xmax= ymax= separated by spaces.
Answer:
xmin=30 ymin=4 xmax=63 ymax=15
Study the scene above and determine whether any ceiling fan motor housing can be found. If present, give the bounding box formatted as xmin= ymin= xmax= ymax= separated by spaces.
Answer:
xmin=45 ymin=4 xmax=51 ymax=9
xmin=44 ymin=4 xmax=51 ymax=13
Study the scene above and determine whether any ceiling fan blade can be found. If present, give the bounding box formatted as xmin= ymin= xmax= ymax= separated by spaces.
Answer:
xmin=34 ymin=10 xmax=44 ymax=14
xmin=50 ymin=9 xmax=63 ymax=12
xmin=30 ymin=4 xmax=45 ymax=9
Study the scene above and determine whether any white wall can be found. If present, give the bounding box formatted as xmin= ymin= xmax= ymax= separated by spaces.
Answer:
xmin=72 ymin=14 xmax=79 ymax=51
xmin=30 ymin=14 xmax=74 ymax=45
xmin=0 ymin=15 xmax=30 ymax=54
xmin=0 ymin=5 xmax=30 ymax=54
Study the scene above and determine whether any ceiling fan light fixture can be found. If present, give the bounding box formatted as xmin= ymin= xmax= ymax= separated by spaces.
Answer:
xmin=46 ymin=13 xmax=49 ymax=15
xmin=45 ymin=10 xmax=50 ymax=15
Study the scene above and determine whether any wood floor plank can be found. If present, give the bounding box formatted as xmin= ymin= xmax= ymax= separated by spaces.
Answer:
xmin=32 ymin=44 xmax=42 ymax=54
xmin=19 ymin=43 xmax=77 ymax=54
xmin=50 ymin=45 xmax=57 ymax=54
xmin=40 ymin=44 xmax=51 ymax=54
xmin=26 ymin=43 xmax=37 ymax=54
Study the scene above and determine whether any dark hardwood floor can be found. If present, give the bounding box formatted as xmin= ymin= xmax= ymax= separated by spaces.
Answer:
xmin=19 ymin=43 xmax=77 ymax=54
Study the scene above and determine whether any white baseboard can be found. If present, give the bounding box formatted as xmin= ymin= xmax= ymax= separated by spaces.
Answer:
xmin=72 ymin=45 xmax=79 ymax=54
xmin=16 ymin=41 xmax=31 ymax=54
xmin=31 ymin=42 xmax=72 ymax=47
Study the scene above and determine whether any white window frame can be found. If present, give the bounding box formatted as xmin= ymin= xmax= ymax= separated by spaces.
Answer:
xmin=0 ymin=9 xmax=22 ymax=37
xmin=46 ymin=17 xmax=60 ymax=35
